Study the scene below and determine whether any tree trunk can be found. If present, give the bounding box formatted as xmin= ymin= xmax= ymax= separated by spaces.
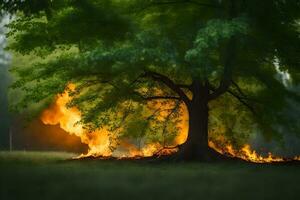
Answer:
xmin=177 ymin=80 xmax=214 ymax=161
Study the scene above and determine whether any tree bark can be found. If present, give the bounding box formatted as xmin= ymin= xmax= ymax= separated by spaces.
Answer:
xmin=178 ymin=80 xmax=211 ymax=161
xmin=144 ymin=71 xmax=224 ymax=161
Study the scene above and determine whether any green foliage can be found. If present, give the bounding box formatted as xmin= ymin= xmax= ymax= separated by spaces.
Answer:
xmin=209 ymin=93 xmax=256 ymax=147
xmin=185 ymin=17 xmax=248 ymax=79
xmin=0 ymin=0 xmax=55 ymax=16
xmin=6 ymin=0 xmax=131 ymax=55
xmin=6 ymin=0 xmax=300 ymax=148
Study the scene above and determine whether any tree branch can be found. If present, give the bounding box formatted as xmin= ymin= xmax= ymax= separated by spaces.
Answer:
xmin=208 ymin=37 xmax=237 ymax=101
xmin=208 ymin=83 xmax=256 ymax=115
xmin=142 ymin=71 xmax=191 ymax=105
xmin=231 ymin=80 xmax=263 ymax=104
xmin=143 ymin=96 xmax=181 ymax=100
xmin=208 ymin=1 xmax=239 ymax=101
xmin=227 ymin=89 xmax=257 ymax=115
xmin=231 ymin=80 xmax=247 ymax=97
xmin=161 ymin=100 xmax=181 ymax=147
xmin=132 ymin=90 xmax=182 ymax=102
xmin=176 ymin=84 xmax=192 ymax=90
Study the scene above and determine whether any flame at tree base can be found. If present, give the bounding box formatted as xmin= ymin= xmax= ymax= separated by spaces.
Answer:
xmin=41 ymin=85 xmax=300 ymax=163
xmin=41 ymin=84 xmax=185 ymax=159
xmin=209 ymin=142 xmax=286 ymax=163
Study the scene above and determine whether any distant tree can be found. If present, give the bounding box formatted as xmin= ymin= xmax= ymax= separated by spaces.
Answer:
xmin=0 ymin=12 xmax=9 ymax=66
xmin=4 ymin=0 xmax=300 ymax=160
xmin=0 ymin=11 xmax=11 ymax=149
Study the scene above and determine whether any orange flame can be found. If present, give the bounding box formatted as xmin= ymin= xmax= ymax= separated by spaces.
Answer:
xmin=41 ymin=85 xmax=299 ymax=162
xmin=209 ymin=141 xmax=285 ymax=163
xmin=41 ymin=84 xmax=112 ymax=157
xmin=41 ymin=84 xmax=188 ymax=158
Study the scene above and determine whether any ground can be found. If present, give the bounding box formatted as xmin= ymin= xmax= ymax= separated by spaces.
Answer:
xmin=0 ymin=151 xmax=299 ymax=200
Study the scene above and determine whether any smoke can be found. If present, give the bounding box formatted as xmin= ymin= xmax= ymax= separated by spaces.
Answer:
xmin=0 ymin=13 xmax=88 ymax=152
xmin=6 ymin=117 xmax=88 ymax=153
xmin=249 ymin=59 xmax=300 ymax=158
xmin=250 ymin=133 xmax=300 ymax=158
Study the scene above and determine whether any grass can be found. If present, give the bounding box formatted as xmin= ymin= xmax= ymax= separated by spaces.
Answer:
xmin=0 ymin=151 xmax=300 ymax=200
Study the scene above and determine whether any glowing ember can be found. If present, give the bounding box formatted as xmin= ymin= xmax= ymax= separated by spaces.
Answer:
xmin=41 ymin=85 xmax=300 ymax=162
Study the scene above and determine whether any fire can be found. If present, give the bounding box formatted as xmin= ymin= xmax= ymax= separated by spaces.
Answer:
xmin=41 ymin=84 xmax=112 ymax=157
xmin=41 ymin=85 xmax=300 ymax=162
xmin=41 ymin=84 xmax=187 ymax=158
xmin=240 ymin=145 xmax=284 ymax=163
xmin=209 ymin=141 xmax=288 ymax=163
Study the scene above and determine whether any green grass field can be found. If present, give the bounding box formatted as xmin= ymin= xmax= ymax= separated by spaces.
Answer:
xmin=0 ymin=151 xmax=299 ymax=200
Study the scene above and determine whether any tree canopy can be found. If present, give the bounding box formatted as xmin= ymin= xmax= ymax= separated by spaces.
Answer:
xmin=4 ymin=0 xmax=300 ymax=155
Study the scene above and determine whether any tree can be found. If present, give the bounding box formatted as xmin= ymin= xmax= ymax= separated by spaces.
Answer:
xmin=0 ymin=11 xmax=11 ymax=149
xmin=4 ymin=0 xmax=300 ymax=160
